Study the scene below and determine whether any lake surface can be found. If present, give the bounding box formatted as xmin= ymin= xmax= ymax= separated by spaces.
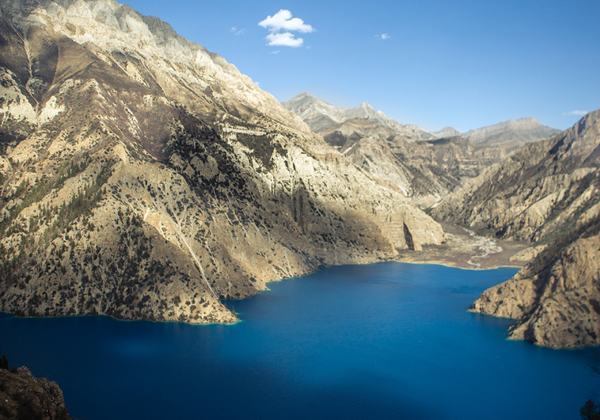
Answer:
xmin=1 ymin=263 xmax=598 ymax=419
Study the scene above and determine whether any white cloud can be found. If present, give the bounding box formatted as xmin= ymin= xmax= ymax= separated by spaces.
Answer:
xmin=231 ymin=27 xmax=246 ymax=36
xmin=563 ymin=110 xmax=589 ymax=116
xmin=268 ymin=50 xmax=280 ymax=55
xmin=266 ymin=32 xmax=304 ymax=47
xmin=375 ymin=33 xmax=391 ymax=40
xmin=259 ymin=10 xmax=315 ymax=33
xmin=259 ymin=10 xmax=314 ymax=48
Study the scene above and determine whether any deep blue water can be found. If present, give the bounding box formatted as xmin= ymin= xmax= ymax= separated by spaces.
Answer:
xmin=1 ymin=263 xmax=598 ymax=419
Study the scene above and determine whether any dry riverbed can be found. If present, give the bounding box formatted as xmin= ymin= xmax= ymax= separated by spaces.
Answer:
xmin=397 ymin=223 xmax=530 ymax=270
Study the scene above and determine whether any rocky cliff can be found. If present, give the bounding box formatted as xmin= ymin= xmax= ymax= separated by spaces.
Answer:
xmin=434 ymin=111 xmax=600 ymax=348
xmin=0 ymin=0 xmax=444 ymax=324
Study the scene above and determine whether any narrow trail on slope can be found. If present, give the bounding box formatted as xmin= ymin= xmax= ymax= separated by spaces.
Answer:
xmin=169 ymin=217 xmax=219 ymax=301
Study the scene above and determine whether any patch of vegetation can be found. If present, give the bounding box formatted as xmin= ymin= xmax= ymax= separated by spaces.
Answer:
xmin=39 ymin=168 xmax=109 ymax=246
xmin=0 ymin=161 xmax=111 ymax=283
xmin=0 ymin=157 xmax=93 ymax=237
xmin=590 ymin=299 xmax=600 ymax=315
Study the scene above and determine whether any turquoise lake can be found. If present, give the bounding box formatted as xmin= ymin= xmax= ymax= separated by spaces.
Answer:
xmin=1 ymin=262 xmax=598 ymax=419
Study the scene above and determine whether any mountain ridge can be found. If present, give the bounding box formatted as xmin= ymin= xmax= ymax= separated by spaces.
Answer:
xmin=282 ymin=92 xmax=434 ymax=139
xmin=459 ymin=117 xmax=560 ymax=149
xmin=282 ymin=92 xmax=560 ymax=147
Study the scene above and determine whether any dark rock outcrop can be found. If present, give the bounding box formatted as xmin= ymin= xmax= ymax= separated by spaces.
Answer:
xmin=0 ymin=351 xmax=74 ymax=420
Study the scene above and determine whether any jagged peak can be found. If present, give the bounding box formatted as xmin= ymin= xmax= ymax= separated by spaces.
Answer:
xmin=282 ymin=92 xmax=434 ymax=138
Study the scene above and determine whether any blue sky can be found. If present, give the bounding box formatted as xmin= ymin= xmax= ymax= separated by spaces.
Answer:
xmin=124 ymin=0 xmax=599 ymax=132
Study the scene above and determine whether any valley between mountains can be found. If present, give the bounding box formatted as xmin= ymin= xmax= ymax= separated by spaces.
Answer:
xmin=0 ymin=0 xmax=598 ymax=351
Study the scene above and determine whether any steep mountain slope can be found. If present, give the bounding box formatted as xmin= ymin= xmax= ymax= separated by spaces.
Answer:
xmin=0 ymin=0 xmax=444 ymax=324
xmin=433 ymin=111 xmax=600 ymax=348
xmin=460 ymin=117 xmax=560 ymax=151
xmin=433 ymin=111 xmax=600 ymax=242
xmin=281 ymin=92 xmax=434 ymax=139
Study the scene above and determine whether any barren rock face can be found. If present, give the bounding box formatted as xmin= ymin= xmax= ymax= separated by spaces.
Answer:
xmin=459 ymin=117 xmax=559 ymax=150
xmin=281 ymin=93 xmax=433 ymax=138
xmin=471 ymin=231 xmax=600 ymax=349
xmin=321 ymin=129 xmax=505 ymax=208
xmin=0 ymin=0 xmax=444 ymax=324
xmin=432 ymin=111 xmax=600 ymax=243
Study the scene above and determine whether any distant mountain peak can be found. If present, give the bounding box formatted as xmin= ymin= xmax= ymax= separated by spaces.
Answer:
xmin=433 ymin=127 xmax=463 ymax=138
xmin=460 ymin=117 xmax=560 ymax=149
xmin=282 ymin=93 xmax=433 ymax=139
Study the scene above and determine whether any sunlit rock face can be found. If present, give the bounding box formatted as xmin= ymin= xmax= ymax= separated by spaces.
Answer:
xmin=434 ymin=110 xmax=600 ymax=348
xmin=0 ymin=0 xmax=444 ymax=324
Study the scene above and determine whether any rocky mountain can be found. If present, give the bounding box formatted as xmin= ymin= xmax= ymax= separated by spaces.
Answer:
xmin=0 ymin=0 xmax=444 ymax=324
xmin=283 ymin=93 xmax=560 ymax=208
xmin=433 ymin=110 xmax=600 ymax=348
xmin=0 ymin=350 xmax=75 ymax=420
xmin=318 ymin=117 xmax=505 ymax=207
xmin=460 ymin=117 xmax=559 ymax=151
xmin=282 ymin=93 xmax=559 ymax=150
xmin=433 ymin=126 xmax=463 ymax=138
xmin=281 ymin=92 xmax=434 ymax=139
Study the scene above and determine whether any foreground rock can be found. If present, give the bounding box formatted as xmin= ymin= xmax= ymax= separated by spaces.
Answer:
xmin=434 ymin=111 xmax=600 ymax=348
xmin=0 ymin=351 xmax=74 ymax=420
xmin=0 ymin=0 xmax=444 ymax=324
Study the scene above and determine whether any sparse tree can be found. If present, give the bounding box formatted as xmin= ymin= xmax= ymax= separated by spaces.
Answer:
xmin=0 ymin=351 xmax=8 ymax=370
xmin=581 ymin=400 xmax=600 ymax=420
xmin=582 ymin=353 xmax=600 ymax=420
